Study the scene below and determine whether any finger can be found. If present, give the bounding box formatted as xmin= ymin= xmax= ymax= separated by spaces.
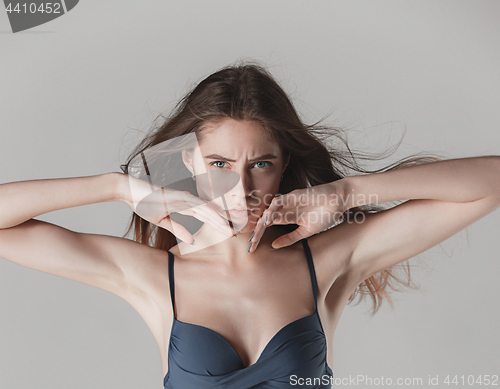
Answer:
xmin=250 ymin=196 xmax=285 ymax=253
xmin=192 ymin=205 xmax=238 ymax=237
xmin=249 ymin=213 xmax=268 ymax=253
xmin=270 ymin=227 xmax=310 ymax=250
xmin=248 ymin=212 xmax=269 ymax=254
xmin=265 ymin=195 xmax=287 ymax=227
xmin=197 ymin=202 xmax=238 ymax=232
xmin=177 ymin=195 xmax=237 ymax=234
xmin=158 ymin=216 xmax=195 ymax=244
xmin=176 ymin=206 xmax=235 ymax=237
xmin=174 ymin=196 xmax=229 ymax=228
xmin=179 ymin=204 xmax=235 ymax=237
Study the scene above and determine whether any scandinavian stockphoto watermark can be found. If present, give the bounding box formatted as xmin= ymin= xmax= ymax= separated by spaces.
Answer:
xmin=256 ymin=188 xmax=376 ymax=229
xmin=3 ymin=0 xmax=79 ymax=33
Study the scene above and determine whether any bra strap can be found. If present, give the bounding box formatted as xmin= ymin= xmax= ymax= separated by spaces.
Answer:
xmin=167 ymin=251 xmax=176 ymax=318
xmin=301 ymin=238 xmax=318 ymax=309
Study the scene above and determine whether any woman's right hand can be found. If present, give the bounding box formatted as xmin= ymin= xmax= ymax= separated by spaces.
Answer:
xmin=118 ymin=173 xmax=236 ymax=244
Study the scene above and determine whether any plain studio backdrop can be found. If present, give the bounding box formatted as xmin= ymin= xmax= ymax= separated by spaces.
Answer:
xmin=1 ymin=1 xmax=499 ymax=388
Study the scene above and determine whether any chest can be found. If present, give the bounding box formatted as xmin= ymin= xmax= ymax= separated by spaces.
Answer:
xmin=180 ymin=255 xmax=318 ymax=363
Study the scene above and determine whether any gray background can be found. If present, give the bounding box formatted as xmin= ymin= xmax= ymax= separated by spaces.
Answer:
xmin=1 ymin=1 xmax=499 ymax=388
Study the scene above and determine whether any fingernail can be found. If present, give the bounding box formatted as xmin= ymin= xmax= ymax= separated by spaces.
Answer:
xmin=246 ymin=242 xmax=252 ymax=255
xmin=264 ymin=215 xmax=267 ymax=227
xmin=191 ymin=238 xmax=196 ymax=246
xmin=232 ymin=233 xmax=238 ymax=238
xmin=233 ymin=226 xmax=241 ymax=233
xmin=248 ymin=231 xmax=255 ymax=242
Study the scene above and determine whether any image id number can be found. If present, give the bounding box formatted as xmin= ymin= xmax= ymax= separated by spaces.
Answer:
xmin=5 ymin=2 xmax=62 ymax=14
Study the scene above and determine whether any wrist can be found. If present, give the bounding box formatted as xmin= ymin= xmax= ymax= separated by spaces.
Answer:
xmin=336 ymin=176 xmax=357 ymax=212
xmin=110 ymin=172 xmax=131 ymax=204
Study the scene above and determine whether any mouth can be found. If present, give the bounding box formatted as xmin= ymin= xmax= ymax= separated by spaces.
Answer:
xmin=226 ymin=208 xmax=252 ymax=218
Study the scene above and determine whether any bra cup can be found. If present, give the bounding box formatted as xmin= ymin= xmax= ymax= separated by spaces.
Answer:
xmin=169 ymin=319 xmax=245 ymax=375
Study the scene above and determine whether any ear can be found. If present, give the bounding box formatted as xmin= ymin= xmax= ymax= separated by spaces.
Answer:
xmin=181 ymin=149 xmax=194 ymax=175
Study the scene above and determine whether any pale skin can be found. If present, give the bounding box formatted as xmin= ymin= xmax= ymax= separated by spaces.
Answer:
xmin=0 ymin=118 xmax=499 ymax=378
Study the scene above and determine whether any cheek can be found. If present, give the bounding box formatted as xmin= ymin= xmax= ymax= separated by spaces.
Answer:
xmin=193 ymin=159 xmax=207 ymax=173
xmin=257 ymin=172 xmax=279 ymax=186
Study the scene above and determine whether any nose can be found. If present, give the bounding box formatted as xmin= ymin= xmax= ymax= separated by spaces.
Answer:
xmin=229 ymin=168 xmax=253 ymax=201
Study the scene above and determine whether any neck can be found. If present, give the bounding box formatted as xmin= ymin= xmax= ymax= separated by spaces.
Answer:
xmin=174 ymin=223 xmax=279 ymax=265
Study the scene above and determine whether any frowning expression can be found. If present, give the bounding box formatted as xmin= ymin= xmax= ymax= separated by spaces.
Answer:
xmin=182 ymin=118 xmax=289 ymax=231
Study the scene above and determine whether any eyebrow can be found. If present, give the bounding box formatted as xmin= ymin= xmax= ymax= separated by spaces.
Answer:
xmin=203 ymin=153 xmax=278 ymax=162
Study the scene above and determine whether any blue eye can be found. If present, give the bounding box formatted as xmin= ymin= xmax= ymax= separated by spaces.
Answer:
xmin=254 ymin=161 xmax=271 ymax=168
xmin=210 ymin=161 xmax=227 ymax=168
xmin=209 ymin=161 xmax=273 ymax=169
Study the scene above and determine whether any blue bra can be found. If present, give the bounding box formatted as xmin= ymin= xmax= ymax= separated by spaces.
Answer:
xmin=164 ymin=238 xmax=334 ymax=388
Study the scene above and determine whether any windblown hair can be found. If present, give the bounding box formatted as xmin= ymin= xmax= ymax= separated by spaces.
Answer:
xmin=119 ymin=59 xmax=445 ymax=315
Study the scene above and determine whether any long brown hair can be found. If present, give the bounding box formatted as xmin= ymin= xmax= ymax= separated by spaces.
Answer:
xmin=119 ymin=59 xmax=446 ymax=315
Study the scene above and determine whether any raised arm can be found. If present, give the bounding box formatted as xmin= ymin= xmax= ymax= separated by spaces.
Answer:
xmin=335 ymin=156 xmax=500 ymax=283
xmin=0 ymin=173 xmax=158 ymax=300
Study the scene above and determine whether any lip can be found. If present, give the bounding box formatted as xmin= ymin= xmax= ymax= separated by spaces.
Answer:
xmin=227 ymin=209 xmax=252 ymax=217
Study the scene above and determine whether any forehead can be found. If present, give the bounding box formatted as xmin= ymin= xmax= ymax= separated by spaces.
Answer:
xmin=198 ymin=118 xmax=281 ymax=156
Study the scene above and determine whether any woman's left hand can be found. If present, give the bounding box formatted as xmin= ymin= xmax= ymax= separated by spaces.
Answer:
xmin=248 ymin=181 xmax=347 ymax=252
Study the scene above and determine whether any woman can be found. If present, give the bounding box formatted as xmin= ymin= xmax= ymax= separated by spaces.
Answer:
xmin=1 ymin=62 xmax=499 ymax=389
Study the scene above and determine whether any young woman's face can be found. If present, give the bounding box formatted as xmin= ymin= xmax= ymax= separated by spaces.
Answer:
xmin=184 ymin=118 xmax=288 ymax=231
